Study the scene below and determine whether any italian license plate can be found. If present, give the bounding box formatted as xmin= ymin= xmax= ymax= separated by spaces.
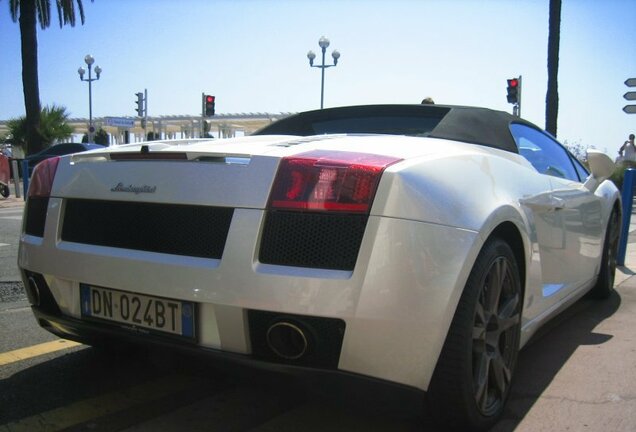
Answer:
xmin=80 ymin=284 xmax=195 ymax=338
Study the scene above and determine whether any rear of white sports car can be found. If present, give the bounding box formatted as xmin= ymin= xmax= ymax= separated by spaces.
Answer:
xmin=19 ymin=135 xmax=488 ymax=387
xmin=20 ymin=104 xmax=618 ymax=431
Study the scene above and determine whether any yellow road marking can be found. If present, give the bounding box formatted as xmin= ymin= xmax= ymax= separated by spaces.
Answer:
xmin=0 ymin=340 xmax=82 ymax=367
xmin=2 ymin=374 xmax=199 ymax=432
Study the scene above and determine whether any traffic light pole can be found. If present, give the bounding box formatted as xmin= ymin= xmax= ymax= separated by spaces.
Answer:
xmin=201 ymin=92 xmax=205 ymax=137
xmin=516 ymin=75 xmax=522 ymax=117
xmin=143 ymin=88 xmax=148 ymax=137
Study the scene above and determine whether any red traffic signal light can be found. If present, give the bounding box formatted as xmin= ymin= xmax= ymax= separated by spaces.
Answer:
xmin=506 ymin=78 xmax=520 ymax=104
xmin=204 ymin=95 xmax=215 ymax=117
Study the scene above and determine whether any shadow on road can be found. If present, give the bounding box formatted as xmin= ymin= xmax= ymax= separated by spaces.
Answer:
xmin=493 ymin=291 xmax=622 ymax=431
xmin=0 ymin=291 xmax=621 ymax=431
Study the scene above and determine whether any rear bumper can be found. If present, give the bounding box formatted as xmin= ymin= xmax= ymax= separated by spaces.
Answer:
xmin=30 ymin=305 xmax=426 ymax=408
xmin=19 ymin=203 xmax=480 ymax=391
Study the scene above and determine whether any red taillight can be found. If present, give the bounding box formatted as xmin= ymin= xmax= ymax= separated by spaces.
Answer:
xmin=28 ymin=157 xmax=60 ymax=198
xmin=268 ymin=150 xmax=402 ymax=213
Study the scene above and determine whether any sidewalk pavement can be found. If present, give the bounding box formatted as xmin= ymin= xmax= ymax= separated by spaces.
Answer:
xmin=0 ymin=193 xmax=25 ymax=209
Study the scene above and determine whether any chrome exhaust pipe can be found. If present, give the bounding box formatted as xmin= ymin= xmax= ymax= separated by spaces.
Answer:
xmin=26 ymin=275 xmax=41 ymax=306
xmin=266 ymin=321 xmax=309 ymax=360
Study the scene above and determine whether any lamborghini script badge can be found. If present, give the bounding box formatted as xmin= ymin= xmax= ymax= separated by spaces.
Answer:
xmin=110 ymin=183 xmax=157 ymax=194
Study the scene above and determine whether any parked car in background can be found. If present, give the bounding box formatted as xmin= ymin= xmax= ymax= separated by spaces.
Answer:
xmin=26 ymin=143 xmax=105 ymax=176
xmin=0 ymin=153 xmax=10 ymax=197
xmin=18 ymin=104 xmax=620 ymax=431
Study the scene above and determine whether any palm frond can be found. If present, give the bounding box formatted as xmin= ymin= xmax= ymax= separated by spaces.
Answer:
xmin=77 ymin=0 xmax=86 ymax=25
xmin=9 ymin=0 xmax=19 ymax=22
xmin=35 ymin=0 xmax=52 ymax=29
xmin=55 ymin=0 xmax=87 ymax=27
xmin=37 ymin=105 xmax=74 ymax=144
xmin=8 ymin=0 xmax=89 ymax=29
xmin=56 ymin=0 xmax=64 ymax=27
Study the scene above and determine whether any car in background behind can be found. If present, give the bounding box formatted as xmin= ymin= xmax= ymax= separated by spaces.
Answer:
xmin=26 ymin=143 xmax=105 ymax=176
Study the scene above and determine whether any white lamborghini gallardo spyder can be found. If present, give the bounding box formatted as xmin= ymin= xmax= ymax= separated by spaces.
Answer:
xmin=18 ymin=104 xmax=620 ymax=430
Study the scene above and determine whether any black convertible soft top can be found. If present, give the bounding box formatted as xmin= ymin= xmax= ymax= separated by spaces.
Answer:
xmin=254 ymin=104 xmax=542 ymax=154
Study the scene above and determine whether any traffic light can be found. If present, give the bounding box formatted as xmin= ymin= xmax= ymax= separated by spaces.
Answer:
xmin=506 ymin=78 xmax=520 ymax=104
xmin=135 ymin=92 xmax=145 ymax=116
xmin=204 ymin=95 xmax=215 ymax=117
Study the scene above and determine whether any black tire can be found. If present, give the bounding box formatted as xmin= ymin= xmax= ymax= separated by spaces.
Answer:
xmin=0 ymin=184 xmax=9 ymax=198
xmin=590 ymin=210 xmax=620 ymax=299
xmin=428 ymin=238 xmax=522 ymax=431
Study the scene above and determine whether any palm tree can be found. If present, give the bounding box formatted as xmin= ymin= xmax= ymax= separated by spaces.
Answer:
xmin=8 ymin=0 xmax=87 ymax=155
xmin=7 ymin=105 xmax=75 ymax=150
xmin=545 ymin=0 xmax=561 ymax=137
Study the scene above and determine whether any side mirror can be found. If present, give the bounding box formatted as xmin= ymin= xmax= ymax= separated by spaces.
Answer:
xmin=587 ymin=150 xmax=615 ymax=180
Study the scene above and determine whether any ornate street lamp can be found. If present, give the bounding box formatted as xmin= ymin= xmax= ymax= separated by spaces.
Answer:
xmin=78 ymin=54 xmax=102 ymax=142
xmin=307 ymin=36 xmax=340 ymax=109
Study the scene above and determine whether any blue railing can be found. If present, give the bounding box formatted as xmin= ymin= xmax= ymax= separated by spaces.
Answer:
xmin=617 ymin=168 xmax=635 ymax=266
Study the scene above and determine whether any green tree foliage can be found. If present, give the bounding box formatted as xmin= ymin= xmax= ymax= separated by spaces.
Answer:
xmin=7 ymin=105 xmax=74 ymax=151
xmin=81 ymin=128 xmax=109 ymax=145
xmin=203 ymin=120 xmax=213 ymax=138
xmin=563 ymin=139 xmax=590 ymax=163
xmin=610 ymin=161 xmax=636 ymax=191
xmin=8 ymin=0 xmax=89 ymax=155
xmin=39 ymin=105 xmax=75 ymax=143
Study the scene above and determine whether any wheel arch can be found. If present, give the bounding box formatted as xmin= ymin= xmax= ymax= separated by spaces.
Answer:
xmin=430 ymin=217 xmax=527 ymax=370
xmin=489 ymin=221 xmax=526 ymax=292
xmin=428 ymin=227 xmax=525 ymax=429
xmin=437 ymin=209 xmax=530 ymax=347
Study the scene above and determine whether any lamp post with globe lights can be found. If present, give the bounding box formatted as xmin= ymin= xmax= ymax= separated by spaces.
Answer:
xmin=78 ymin=54 xmax=102 ymax=143
xmin=307 ymin=36 xmax=340 ymax=109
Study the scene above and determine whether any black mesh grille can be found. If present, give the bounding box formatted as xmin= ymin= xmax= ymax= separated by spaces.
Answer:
xmin=259 ymin=211 xmax=367 ymax=271
xmin=248 ymin=310 xmax=346 ymax=369
xmin=25 ymin=197 xmax=49 ymax=237
xmin=62 ymin=199 xmax=233 ymax=259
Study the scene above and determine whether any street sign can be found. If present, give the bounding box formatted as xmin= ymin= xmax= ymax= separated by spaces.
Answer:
xmin=623 ymin=79 xmax=636 ymax=113
xmin=104 ymin=117 xmax=135 ymax=128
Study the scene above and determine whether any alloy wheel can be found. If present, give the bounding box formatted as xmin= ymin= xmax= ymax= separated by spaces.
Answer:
xmin=472 ymin=256 xmax=521 ymax=416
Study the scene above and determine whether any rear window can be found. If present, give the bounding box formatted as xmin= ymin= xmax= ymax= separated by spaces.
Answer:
xmin=311 ymin=116 xmax=442 ymax=137
xmin=255 ymin=105 xmax=449 ymax=137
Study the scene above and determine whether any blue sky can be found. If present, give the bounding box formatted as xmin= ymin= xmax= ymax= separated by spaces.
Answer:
xmin=1 ymin=0 xmax=635 ymax=154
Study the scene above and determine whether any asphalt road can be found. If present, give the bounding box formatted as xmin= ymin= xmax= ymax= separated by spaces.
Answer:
xmin=2 ymin=199 xmax=636 ymax=431
xmin=0 ymin=204 xmax=21 ymax=282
